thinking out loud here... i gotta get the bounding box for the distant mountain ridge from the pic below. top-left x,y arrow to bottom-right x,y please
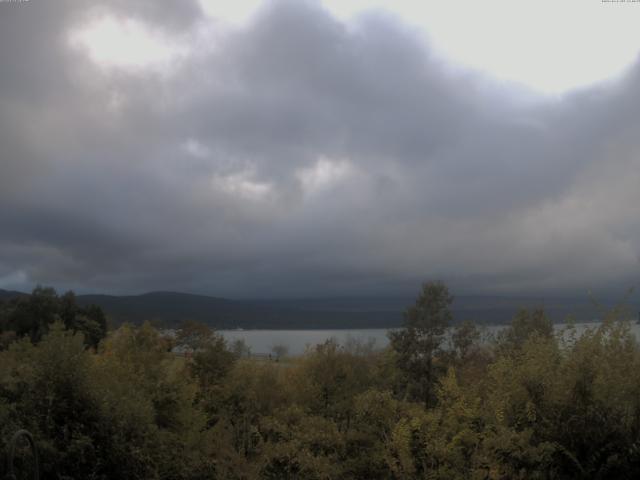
1,289 -> 638,329
74,291 -> 406,329
0,289 -> 28,300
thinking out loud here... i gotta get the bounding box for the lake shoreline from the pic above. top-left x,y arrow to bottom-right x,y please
216,321 -> 632,355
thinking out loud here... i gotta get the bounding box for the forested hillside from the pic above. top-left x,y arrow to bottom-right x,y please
2,282 -> 640,479
1,288 -> 636,328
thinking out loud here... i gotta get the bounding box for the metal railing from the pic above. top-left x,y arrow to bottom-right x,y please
4,430 -> 39,480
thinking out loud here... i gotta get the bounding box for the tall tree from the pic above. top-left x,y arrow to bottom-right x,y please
389,281 -> 453,408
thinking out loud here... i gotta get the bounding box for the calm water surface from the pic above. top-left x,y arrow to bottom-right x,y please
219,321 -> 639,355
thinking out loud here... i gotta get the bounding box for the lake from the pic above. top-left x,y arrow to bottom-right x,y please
219,321 -> 640,355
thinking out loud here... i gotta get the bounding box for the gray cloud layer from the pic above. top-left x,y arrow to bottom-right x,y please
1,0 -> 639,297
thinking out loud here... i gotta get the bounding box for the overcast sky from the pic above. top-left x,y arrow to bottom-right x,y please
1,0 -> 640,298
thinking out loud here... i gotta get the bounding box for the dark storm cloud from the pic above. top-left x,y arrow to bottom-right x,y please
1,0 -> 639,297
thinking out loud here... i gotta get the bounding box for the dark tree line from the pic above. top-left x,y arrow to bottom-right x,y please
0,286 -> 107,349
